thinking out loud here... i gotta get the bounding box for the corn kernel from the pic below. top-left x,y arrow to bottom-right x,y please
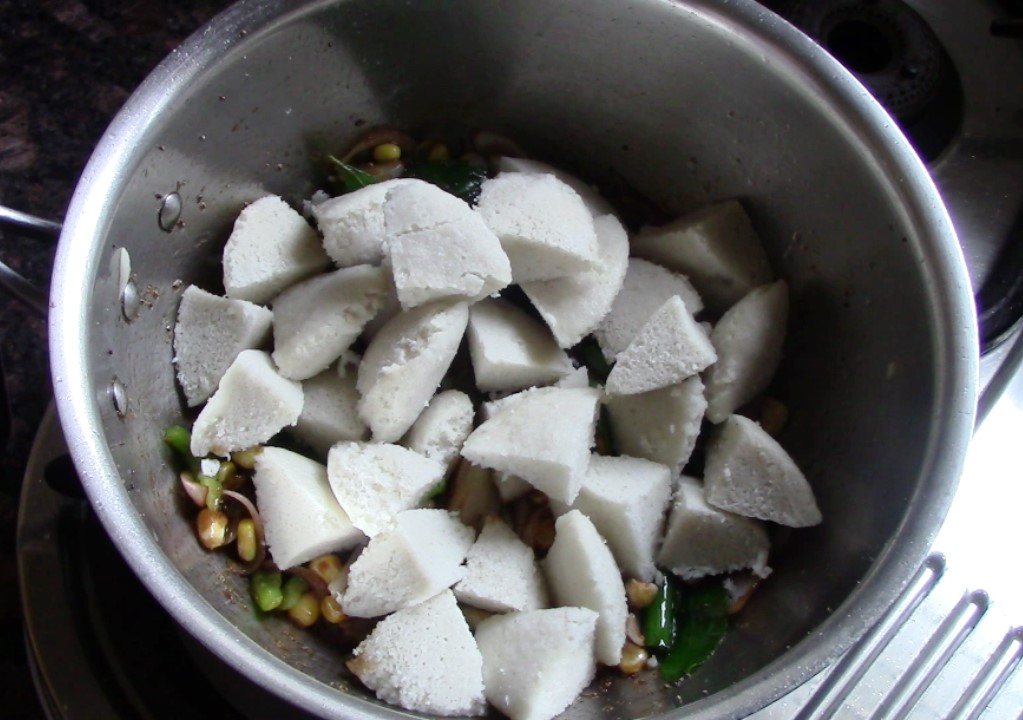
619,641 -> 649,675
231,447 -> 261,470
197,508 -> 229,550
236,518 -> 257,562
288,591 -> 321,627
309,554 -> 344,584
321,595 -> 346,624
759,397 -> 789,436
625,579 -> 659,609
372,142 -> 402,162
427,143 -> 450,161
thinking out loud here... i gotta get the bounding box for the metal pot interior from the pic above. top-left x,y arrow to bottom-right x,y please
50,0 -> 977,718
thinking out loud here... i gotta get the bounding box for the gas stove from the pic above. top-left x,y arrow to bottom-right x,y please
9,1 -> 1023,718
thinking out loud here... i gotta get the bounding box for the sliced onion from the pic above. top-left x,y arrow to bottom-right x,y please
361,160 -> 405,181
222,489 -> 266,574
287,565 -> 330,599
180,472 -> 208,508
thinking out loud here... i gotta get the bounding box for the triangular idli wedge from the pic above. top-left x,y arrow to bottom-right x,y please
476,172 -> 599,282
466,298 -> 574,392
657,476 -> 771,579
543,510 -> 628,665
604,295 -> 717,396
222,195 -> 330,304
348,589 -> 486,717
289,366 -> 367,459
454,516 -> 548,613
342,509 -> 474,618
385,183 -> 511,309
521,214 -> 630,349
460,387 -> 600,504
565,455 -> 673,582
704,280 -> 789,423
312,178 -> 414,267
631,199 -> 773,314
704,414 -> 822,527
326,441 -> 446,538
594,257 -> 704,361
271,264 -> 389,380
189,349 -> 303,458
604,375 -> 707,478
251,447 -> 363,569
172,285 -> 272,407
475,607 -> 598,720
401,389 -> 475,470
357,300 -> 468,442
495,156 -> 614,217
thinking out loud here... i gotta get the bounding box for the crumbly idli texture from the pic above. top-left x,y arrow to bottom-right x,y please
657,476 -> 771,579
388,212 -> 511,309
349,589 -> 486,717
605,375 -> 707,478
594,257 -> 704,362
495,156 -> 614,217
172,285 -> 272,407
290,367 -> 367,459
252,447 -> 363,569
475,607 -> 598,720
567,455 -> 673,581
383,178 -> 473,236
189,349 -> 303,458
631,199 -> 773,315
476,172 -> 599,282
222,195 -> 330,304
454,517 -> 548,613
543,510 -> 628,665
312,178 -> 413,267
704,414 -> 822,527
604,295 -> 717,396
522,213 -> 631,349
357,300 -> 469,443
466,298 -> 574,392
271,264 -> 389,380
704,280 -> 788,423
402,389 -> 475,468
326,441 -> 446,538
342,509 -> 475,618
460,387 -> 600,504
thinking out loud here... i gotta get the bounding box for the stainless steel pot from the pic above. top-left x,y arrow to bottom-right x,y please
48,0 -> 978,718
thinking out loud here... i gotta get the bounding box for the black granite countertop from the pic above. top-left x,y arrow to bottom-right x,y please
0,2 -> 228,715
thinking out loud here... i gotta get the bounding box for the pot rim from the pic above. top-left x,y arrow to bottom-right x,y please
48,0 -> 978,718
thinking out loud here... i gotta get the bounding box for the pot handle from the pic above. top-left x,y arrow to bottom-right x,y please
0,205 -> 59,316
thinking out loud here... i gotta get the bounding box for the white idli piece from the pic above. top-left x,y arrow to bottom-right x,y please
604,375 -> 708,477
475,607 -> 598,720
290,367 -> 367,459
172,285 -> 272,407
271,264 -> 389,380
460,387 -> 600,504
383,178 -> 474,236
342,509 -> 474,618
631,199 -> 773,314
521,214 -> 630,348
604,295 -> 717,396
312,178 -> 413,267
496,156 -> 614,217
476,172 -> 599,282
402,389 -> 475,469
454,517 -> 548,613
704,280 -> 789,423
326,441 -> 446,538
357,300 -> 469,442
543,510 -> 627,665
222,195 -> 330,304
657,476 -> 771,580
349,589 -> 486,717
556,365 -> 591,389
467,298 -> 574,393
567,455 -> 673,582
594,257 -> 704,361
251,447 -> 363,569
704,414 -> 822,527
190,350 -> 303,458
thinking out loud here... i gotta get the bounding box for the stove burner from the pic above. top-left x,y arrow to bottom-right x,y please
772,0 -> 964,161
